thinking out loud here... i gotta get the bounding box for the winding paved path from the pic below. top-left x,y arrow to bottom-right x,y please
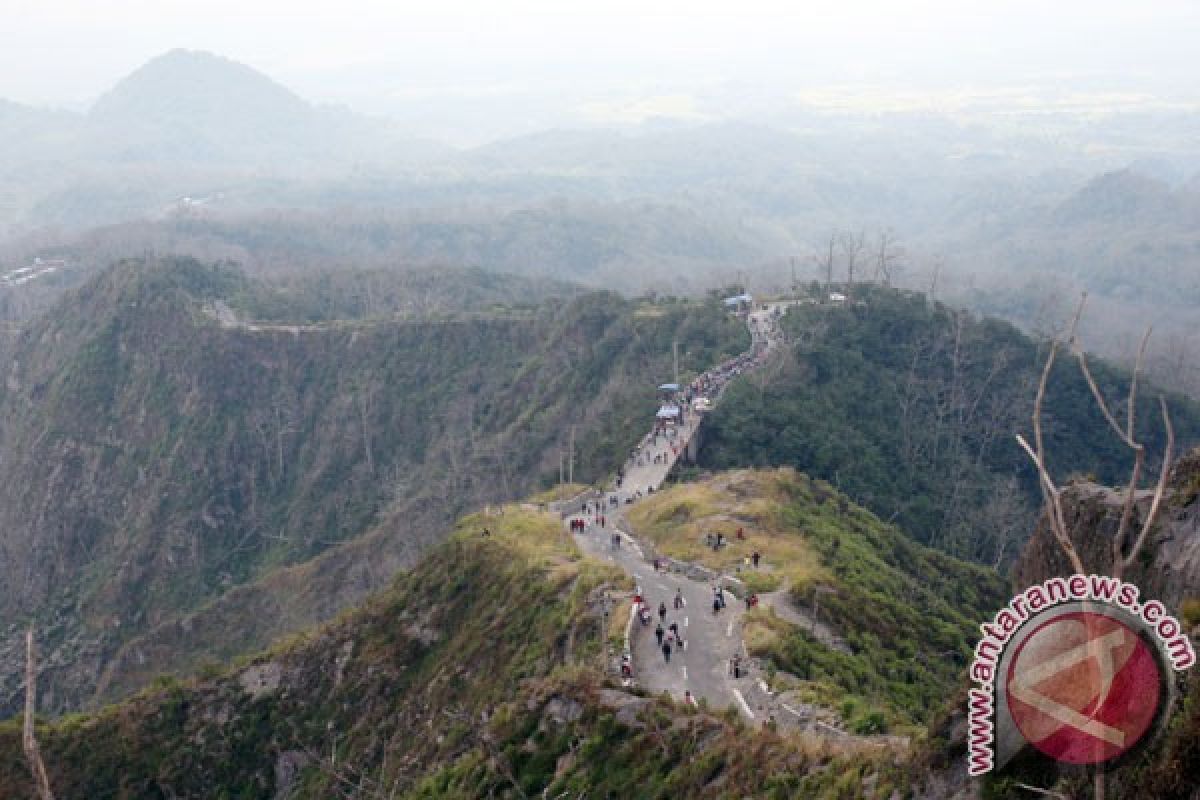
563,305 -> 805,728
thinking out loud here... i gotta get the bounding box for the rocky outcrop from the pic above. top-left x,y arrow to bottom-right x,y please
910,448 -> 1200,800
1013,447 -> 1200,610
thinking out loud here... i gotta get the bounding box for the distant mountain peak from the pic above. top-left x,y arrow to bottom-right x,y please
90,48 -> 313,128
86,49 -> 324,162
1052,168 -> 1174,225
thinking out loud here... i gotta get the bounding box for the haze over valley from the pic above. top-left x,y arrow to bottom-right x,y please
1,5 -> 1198,799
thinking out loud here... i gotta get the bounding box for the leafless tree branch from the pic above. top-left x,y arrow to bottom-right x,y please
1119,397 -> 1175,580
23,627 -> 55,800
1019,292 -> 1176,586
1015,296 -> 1088,574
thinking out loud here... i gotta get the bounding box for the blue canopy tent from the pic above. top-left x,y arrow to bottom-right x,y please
722,293 -> 753,311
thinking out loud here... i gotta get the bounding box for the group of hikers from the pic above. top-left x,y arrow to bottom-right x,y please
632,588 -> 689,664
569,501 -> 607,533
627,582 -> 753,700
628,428 -> 681,477
565,307 -> 788,707
569,515 -> 605,532
617,311 -> 783,501
687,346 -> 761,404
682,310 -> 780,407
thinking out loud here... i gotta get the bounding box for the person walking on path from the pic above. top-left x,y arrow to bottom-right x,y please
655,623 -> 664,646
752,550 -> 761,568
668,621 -> 681,648
658,601 -> 667,622
662,640 -> 672,663
674,588 -> 684,610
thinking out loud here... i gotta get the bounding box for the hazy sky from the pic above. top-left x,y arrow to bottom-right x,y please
5,0 -> 1199,136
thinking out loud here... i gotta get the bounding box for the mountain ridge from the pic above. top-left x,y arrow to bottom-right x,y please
0,257 -> 751,716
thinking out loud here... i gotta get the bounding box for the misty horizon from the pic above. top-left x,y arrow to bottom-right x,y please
0,3 -> 1197,398
6,1 -> 1200,145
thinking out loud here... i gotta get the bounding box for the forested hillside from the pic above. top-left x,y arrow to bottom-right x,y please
699,287 -> 1200,562
0,258 -> 749,715
0,506 -> 903,800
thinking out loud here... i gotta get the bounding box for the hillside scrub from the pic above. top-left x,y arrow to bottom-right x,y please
627,469 -> 828,593
699,286 -> 1200,563
628,468 -> 1007,732
0,257 -> 749,716
0,504 -> 904,799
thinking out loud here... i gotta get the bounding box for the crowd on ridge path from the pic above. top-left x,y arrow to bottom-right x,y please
560,304 -> 798,730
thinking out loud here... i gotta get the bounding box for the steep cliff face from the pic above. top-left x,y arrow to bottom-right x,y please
1013,447 -> 1200,611
0,258 -> 750,715
912,447 -> 1200,799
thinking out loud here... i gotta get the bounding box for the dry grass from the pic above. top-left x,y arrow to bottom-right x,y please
626,468 -> 828,592
1183,597 -> 1200,630
608,598 -> 632,651
456,505 -> 580,574
455,504 -> 632,598
742,607 -> 789,653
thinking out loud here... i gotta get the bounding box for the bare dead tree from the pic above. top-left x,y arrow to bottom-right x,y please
817,234 -> 837,298
355,380 -> 377,477
1016,293 -> 1175,578
839,230 -> 866,290
873,230 -> 904,287
1071,325 -> 1175,582
1015,293 -> 1176,800
927,256 -> 944,303
23,627 -> 55,800
983,478 -> 1034,569
1015,298 -> 1089,575
271,392 -> 297,482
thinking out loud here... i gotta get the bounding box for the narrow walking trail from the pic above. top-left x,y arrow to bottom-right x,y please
562,305 -> 809,730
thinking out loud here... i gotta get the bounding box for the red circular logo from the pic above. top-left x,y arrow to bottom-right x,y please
1005,611 -> 1163,765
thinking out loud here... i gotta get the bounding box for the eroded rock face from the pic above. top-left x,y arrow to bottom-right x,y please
541,695 -> 584,726
272,750 -> 310,800
595,688 -> 652,728
238,661 -> 282,699
908,451 -> 1200,800
1012,449 -> 1200,610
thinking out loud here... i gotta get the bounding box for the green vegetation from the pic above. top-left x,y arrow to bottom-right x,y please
700,286 -> 1200,562
763,474 -> 1006,731
0,257 -> 749,715
627,469 -> 827,593
0,504 -> 903,799
628,468 -> 1007,732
